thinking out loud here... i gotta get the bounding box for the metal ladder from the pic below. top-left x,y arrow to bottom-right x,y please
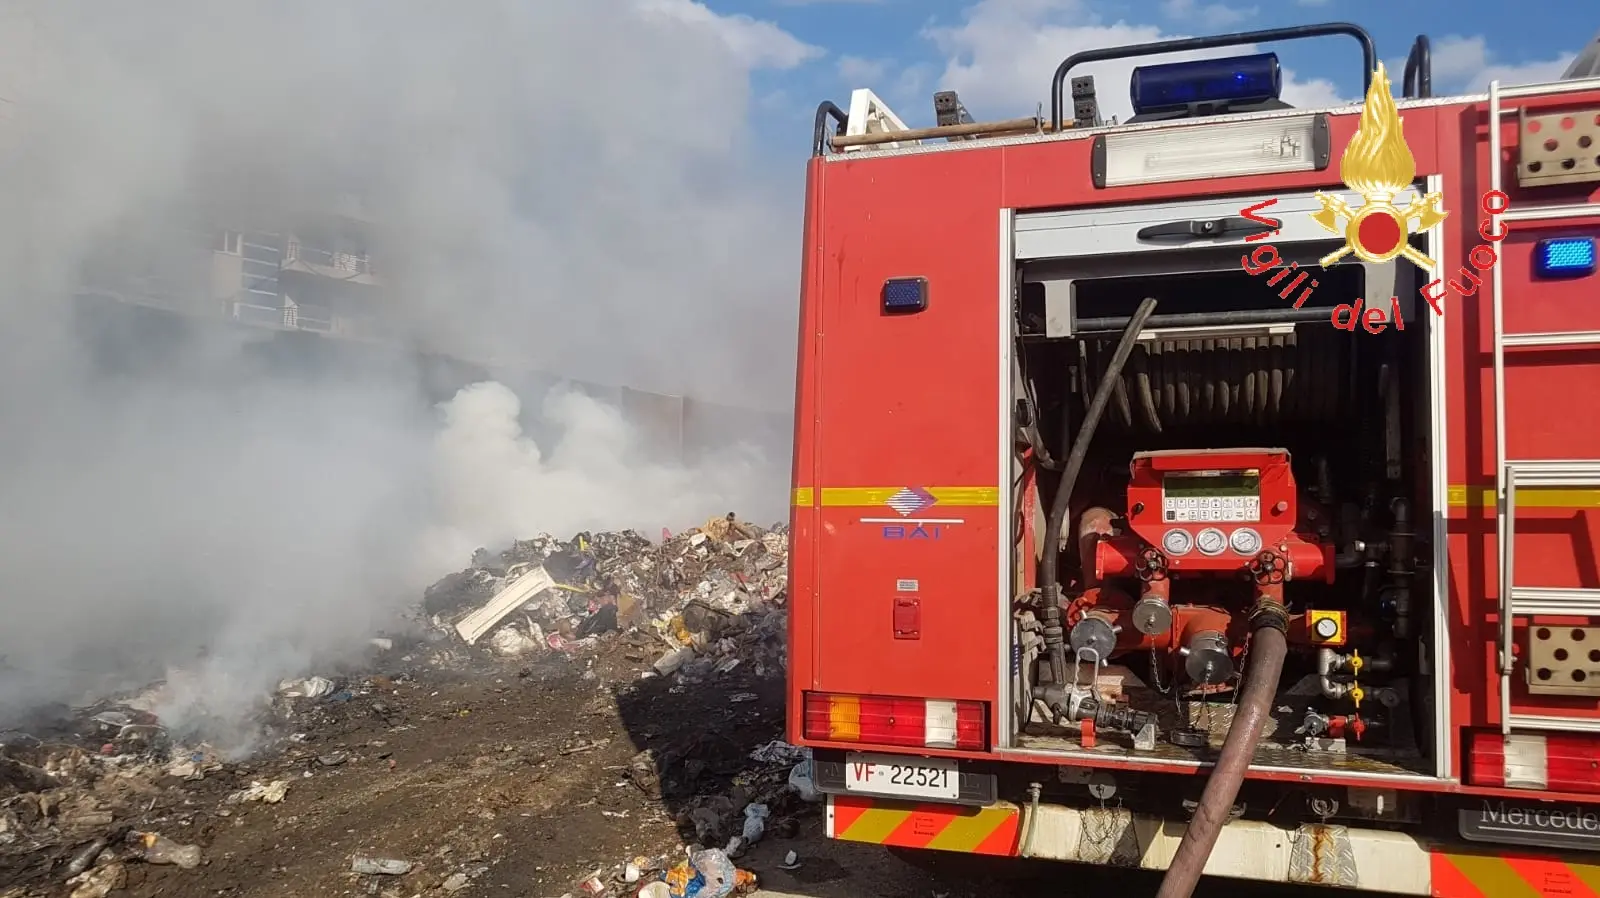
1490,77 -> 1600,734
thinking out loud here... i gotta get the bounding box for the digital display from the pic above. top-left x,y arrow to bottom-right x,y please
1161,471 -> 1261,522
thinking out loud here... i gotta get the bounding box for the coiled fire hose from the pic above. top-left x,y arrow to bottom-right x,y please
1154,606 -> 1289,898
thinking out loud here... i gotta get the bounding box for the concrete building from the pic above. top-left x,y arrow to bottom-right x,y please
207,199 -> 387,340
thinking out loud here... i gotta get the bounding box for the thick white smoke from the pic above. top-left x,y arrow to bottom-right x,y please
0,0 -> 801,733
427,382 -> 777,566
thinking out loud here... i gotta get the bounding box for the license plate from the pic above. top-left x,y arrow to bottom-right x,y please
843,752 -> 960,800
1460,799 -> 1600,853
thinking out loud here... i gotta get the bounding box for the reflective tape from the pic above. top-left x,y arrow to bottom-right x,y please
827,795 -> 1019,856
1431,850 -> 1600,897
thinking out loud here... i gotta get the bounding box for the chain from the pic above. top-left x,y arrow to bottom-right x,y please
1079,796 -> 1137,867
1149,649 -> 1169,695
1226,629 -> 1252,737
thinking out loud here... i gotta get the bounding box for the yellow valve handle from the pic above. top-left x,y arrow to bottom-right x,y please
1350,684 -> 1364,708
1349,649 -> 1363,674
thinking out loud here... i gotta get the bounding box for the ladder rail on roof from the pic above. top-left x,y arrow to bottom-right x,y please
844,89 -> 911,152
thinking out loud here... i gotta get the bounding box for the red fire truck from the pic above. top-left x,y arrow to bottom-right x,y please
786,22 -> 1600,897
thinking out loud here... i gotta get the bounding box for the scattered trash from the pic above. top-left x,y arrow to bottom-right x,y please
229,780 -> 290,804
455,565 -> 558,645
779,850 -> 801,870
625,856 -> 656,883
64,837 -> 110,877
788,758 -> 820,802
351,855 -> 413,875
660,848 -> 757,898
132,831 -> 201,868
67,863 -> 126,898
442,871 -> 472,892
574,867 -> 608,895
749,741 -> 805,765
489,621 -> 546,656
279,676 -> 337,699
742,803 -> 769,843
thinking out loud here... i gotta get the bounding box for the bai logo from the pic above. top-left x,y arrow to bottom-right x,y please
862,487 -> 964,540
1239,61 -> 1510,332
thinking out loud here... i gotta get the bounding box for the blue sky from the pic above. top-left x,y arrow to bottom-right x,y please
703,0 -> 1590,147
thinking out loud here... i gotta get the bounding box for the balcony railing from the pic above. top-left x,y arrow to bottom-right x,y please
283,241 -> 375,278
286,305 -> 334,332
231,301 -> 288,329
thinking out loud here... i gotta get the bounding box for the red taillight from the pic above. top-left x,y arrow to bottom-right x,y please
802,692 -> 986,751
1467,729 -> 1600,794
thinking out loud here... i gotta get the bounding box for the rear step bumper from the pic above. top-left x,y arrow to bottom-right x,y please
826,794 -> 1600,896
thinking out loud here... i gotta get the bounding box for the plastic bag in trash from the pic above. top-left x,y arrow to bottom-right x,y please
741,803 -> 768,843
788,759 -> 820,802
277,676 -> 335,699
659,848 -> 757,897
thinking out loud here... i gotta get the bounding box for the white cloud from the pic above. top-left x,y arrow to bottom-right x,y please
1426,35 -> 1575,93
924,0 -> 1344,123
839,54 -> 890,84
1295,0 -> 1330,6
1159,0 -> 1256,31
637,0 -> 824,69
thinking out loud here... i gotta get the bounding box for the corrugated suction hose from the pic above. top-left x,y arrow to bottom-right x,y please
1080,330 -> 1352,433
1154,619 -> 1289,898
1041,297 -> 1159,686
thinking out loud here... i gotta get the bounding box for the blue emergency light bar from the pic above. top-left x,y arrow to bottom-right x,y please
1129,52 -> 1282,116
1533,237 -> 1597,278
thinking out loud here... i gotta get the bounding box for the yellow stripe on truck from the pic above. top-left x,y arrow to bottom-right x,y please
1447,485 -> 1600,508
788,487 -> 1001,507
794,484 -> 1600,509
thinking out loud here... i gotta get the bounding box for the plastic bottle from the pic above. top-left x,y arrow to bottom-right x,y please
137,833 -> 201,869
741,803 -> 768,843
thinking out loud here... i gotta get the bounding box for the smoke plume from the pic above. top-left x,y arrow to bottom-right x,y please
0,0 -> 800,732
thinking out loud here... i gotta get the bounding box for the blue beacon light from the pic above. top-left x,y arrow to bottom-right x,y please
1129,53 -> 1283,116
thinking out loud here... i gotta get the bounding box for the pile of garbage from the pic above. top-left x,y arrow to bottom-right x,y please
0,513 -> 797,898
0,697 -> 226,897
425,514 -> 789,680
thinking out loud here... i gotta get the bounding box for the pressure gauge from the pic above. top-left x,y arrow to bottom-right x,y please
1229,527 -> 1263,555
1195,527 -> 1227,556
1161,528 -> 1194,556
1314,616 -> 1341,640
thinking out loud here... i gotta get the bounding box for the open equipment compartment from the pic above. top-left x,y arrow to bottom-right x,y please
1008,187 -> 1442,781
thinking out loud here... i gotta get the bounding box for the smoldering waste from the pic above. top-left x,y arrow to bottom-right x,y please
1,514 -> 805,898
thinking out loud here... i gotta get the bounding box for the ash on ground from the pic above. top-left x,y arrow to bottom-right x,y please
1,514 -> 814,898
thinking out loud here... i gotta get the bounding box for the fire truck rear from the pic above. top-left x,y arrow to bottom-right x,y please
786,22 -> 1600,897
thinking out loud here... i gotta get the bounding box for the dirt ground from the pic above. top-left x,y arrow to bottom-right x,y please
3,641 -> 1400,898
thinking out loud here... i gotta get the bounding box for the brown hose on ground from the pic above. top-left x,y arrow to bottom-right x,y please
1154,619 -> 1289,898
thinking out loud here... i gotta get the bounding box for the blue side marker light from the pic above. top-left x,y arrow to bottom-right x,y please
1534,237 -> 1596,279
882,277 -> 928,314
